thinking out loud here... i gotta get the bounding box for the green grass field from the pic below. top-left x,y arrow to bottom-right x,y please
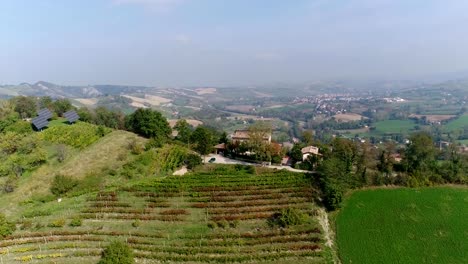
336,187 -> 468,264
444,114 -> 468,131
373,119 -> 417,134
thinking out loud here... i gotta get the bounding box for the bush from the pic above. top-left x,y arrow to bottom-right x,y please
131,220 -> 140,228
98,240 -> 134,264
69,218 -> 82,227
185,153 -> 202,169
2,176 -> 17,193
0,213 -> 16,238
207,222 -> 216,229
267,208 -> 307,228
50,174 -> 78,196
216,220 -> 228,229
128,139 -> 144,155
322,182 -> 343,211
48,219 -> 65,228
19,220 -> 33,230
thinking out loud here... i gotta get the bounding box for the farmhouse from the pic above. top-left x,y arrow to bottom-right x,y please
301,145 -> 321,161
231,129 -> 271,144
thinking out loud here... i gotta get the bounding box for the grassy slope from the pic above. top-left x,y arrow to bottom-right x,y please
0,130 -> 145,217
336,187 -> 468,264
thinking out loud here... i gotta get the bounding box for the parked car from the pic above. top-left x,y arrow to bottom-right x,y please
208,157 -> 216,163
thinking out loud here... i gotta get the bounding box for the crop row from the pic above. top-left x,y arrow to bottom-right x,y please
79,213 -> 185,221
82,208 -> 153,214
183,235 -> 321,247
134,250 -> 321,263
192,197 -> 309,208
89,202 -> 131,208
207,204 -> 310,215
131,242 -> 320,255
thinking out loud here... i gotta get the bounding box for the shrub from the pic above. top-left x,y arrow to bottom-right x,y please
132,220 -> 140,228
50,174 -> 78,196
48,219 -> 65,228
207,222 -> 216,229
98,240 -> 134,264
229,220 -> 239,228
267,208 -> 307,228
2,176 -> 17,193
246,165 -> 256,174
20,220 -> 33,230
128,139 -> 144,155
0,213 -> 16,238
69,218 -> 82,227
216,220 -> 228,229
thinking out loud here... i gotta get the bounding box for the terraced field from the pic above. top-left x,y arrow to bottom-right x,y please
1,167 -> 325,263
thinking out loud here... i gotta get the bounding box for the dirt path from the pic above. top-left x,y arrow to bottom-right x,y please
173,166 -> 188,176
317,208 -> 341,264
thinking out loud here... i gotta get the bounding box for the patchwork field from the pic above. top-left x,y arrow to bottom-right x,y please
336,187 -> 468,264
0,167 -> 326,263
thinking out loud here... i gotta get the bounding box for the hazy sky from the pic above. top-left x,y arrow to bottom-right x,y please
1,0 -> 468,86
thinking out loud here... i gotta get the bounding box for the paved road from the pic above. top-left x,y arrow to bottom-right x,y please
203,154 -> 311,173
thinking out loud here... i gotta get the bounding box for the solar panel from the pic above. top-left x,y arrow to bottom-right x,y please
37,108 -> 53,120
63,110 -> 79,123
32,116 -> 49,130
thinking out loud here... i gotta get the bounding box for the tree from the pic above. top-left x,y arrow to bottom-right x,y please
190,126 -> 215,156
219,131 -> 229,144
302,130 -> 314,145
125,108 -> 171,138
403,132 -> 436,174
174,119 -> 192,143
185,153 -> 202,169
98,240 -> 134,264
12,96 -> 37,118
52,99 -> 73,116
290,144 -> 304,164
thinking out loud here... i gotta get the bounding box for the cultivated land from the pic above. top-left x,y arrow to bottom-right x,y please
444,114 -> 468,131
0,164 -> 327,263
373,119 -> 417,134
336,187 -> 468,264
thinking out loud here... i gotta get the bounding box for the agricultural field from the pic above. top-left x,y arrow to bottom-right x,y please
444,114 -> 468,131
0,166 -> 327,263
372,119 -> 418,134
336,187 -> 468,264
332,113 -> 366,122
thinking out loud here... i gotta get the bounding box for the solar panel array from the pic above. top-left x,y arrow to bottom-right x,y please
37,108 -> 53,120
63,110 -> 79,123
32,115 -> 49,130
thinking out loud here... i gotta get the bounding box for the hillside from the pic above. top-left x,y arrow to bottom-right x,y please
0,124 -> 329,264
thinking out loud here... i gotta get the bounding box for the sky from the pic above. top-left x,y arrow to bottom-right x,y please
1,0 -> 468,86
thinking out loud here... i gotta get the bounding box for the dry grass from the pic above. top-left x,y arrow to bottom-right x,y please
195,87 -> 217,95
74,98 -> 98,106
0,131 -> 146,216
168,119 -> 203,128
333,113 -> 366,122
409,114 -> 456,122
122,94 -> 172,107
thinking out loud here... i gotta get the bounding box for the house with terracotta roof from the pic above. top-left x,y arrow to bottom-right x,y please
301,146 -> 321,161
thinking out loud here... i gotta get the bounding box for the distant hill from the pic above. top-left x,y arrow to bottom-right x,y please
0,81 -> 150,99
